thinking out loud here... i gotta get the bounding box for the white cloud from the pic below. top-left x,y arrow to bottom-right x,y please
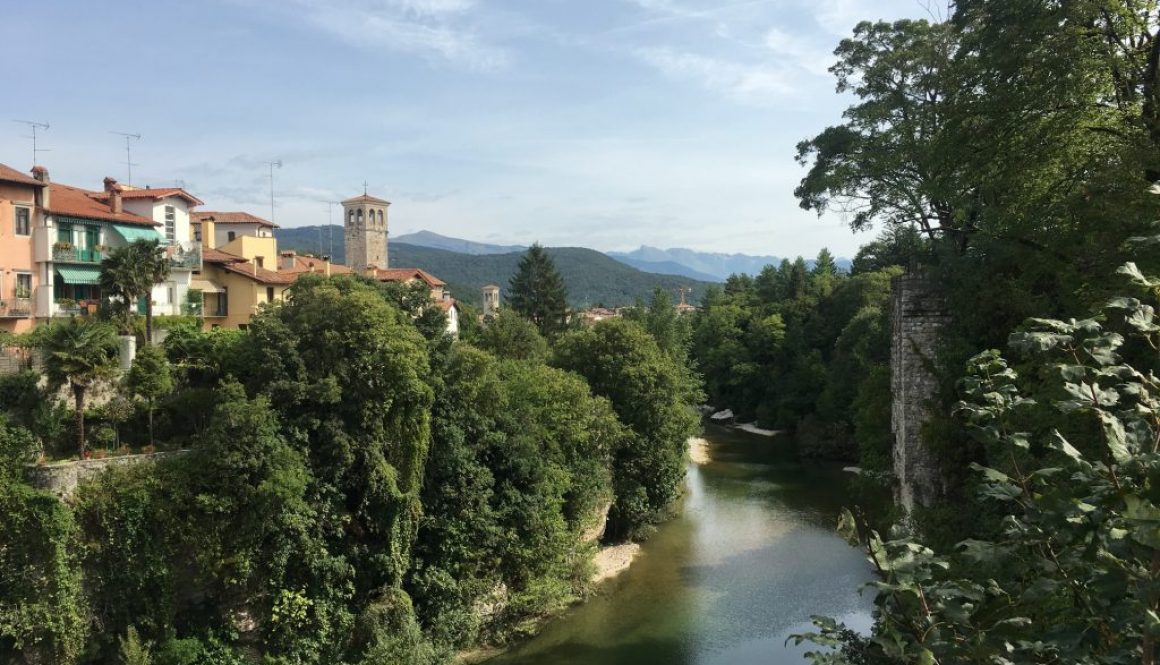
634,47 -> 793,103
763,26 -> 834,76
253,0 -> 507,70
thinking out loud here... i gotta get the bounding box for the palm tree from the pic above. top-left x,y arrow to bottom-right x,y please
100,239 -> 171,344
41,319 -> 119,457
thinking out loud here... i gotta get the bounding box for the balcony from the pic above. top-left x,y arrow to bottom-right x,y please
0,297 -> 33,319
52,244 -> 105,264
167,241 -> 202,271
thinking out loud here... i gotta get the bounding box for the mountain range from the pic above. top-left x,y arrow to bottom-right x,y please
273,226 -> 850,306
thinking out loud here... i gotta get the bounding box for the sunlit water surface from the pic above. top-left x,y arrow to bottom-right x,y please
486,425 -> 875,665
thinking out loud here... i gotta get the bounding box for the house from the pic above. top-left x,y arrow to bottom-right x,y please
0,164 -> 46,333
191,211 -> 275,248
190,216 -> 295,329
93,182 -> 204,316
368,267 -> 459,337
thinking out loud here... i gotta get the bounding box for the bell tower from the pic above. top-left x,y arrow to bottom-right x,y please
342,190 -> 390,274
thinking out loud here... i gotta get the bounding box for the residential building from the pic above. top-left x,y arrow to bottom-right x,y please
191,211 -> 275,248
192,216 -> 294,329
94,182 -> 204,316
32,169 -> 164,320
0,164 -> 45,333
369,267 -> 459,337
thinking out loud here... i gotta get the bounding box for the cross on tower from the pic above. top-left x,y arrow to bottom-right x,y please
363,180 -> 368,195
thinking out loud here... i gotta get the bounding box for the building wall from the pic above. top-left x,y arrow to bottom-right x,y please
891,271 -> 950,514
199,262 -> 289,330
343,202 -> 388,272
0,182 -> 39,333
125,198 -> 196,316
214,223 -> 271,248
219,234 -> 278,266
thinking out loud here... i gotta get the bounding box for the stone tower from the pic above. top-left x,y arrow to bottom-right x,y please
342,192 -> 390,274
482,284 -> 501,317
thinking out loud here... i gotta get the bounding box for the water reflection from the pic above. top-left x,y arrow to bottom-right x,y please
486,426 -> 874,665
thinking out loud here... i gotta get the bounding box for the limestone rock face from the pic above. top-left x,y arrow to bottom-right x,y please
890,272 -> 949,513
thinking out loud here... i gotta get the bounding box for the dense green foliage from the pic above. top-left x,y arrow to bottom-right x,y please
689,248 -> 901,464
0,269 -> 701,663
508,244 -> 569,338
99,239 -> 171,342
41,319 -> 120,457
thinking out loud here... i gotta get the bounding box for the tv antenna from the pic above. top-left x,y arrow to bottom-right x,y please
110,131 -> 141,184
266,159 -> 282,224
13,120 -> 50,165
327,201 -> 340,259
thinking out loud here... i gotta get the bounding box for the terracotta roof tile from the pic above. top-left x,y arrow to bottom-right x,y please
192,211 -> 277,228
278,254 -> 353,275
94,187 -> 204,206
202,247 -> 247,264
0,164 -> 44,187
219,260 -> 297,285
371,267 -> 446,288
341,193 -> 391,206
47,183 -> 157,226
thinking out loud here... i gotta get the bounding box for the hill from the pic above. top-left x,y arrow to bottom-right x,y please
387,244 -> 711,309
392,230 -> 525,255
607,246 -> 852,280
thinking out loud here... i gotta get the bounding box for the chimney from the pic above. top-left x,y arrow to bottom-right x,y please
200,217 -> 216,250
104,177 -> 122,214
279,250 -> 295,271
31,166 -> 50,209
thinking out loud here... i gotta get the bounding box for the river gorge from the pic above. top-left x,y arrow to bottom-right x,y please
486,425 -> 876,665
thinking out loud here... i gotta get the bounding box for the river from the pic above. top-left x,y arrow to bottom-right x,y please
486,424 -> 875,665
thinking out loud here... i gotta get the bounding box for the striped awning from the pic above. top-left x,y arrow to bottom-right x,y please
111,224 -> 163,243
56,265 -> 102,285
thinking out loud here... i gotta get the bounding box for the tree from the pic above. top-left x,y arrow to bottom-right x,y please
795,19 -> 958,240
797,285 -> 1160,664
41,319 -> 119,457
477,309 -> 550,362
125,345 -> 173,446
508,243 -> 568,337
100,239 -> 170,345
553,319 -> 699,540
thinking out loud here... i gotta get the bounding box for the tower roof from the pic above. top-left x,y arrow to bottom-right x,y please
342,193 -> 391,206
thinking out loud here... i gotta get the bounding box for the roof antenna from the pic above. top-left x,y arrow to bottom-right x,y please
363,180 -> 368,196
266,159 -> 282,224
13,120 -> 50,166
110,131 -> 141,184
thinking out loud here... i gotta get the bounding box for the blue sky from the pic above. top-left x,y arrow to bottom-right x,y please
1,0 -> 939,258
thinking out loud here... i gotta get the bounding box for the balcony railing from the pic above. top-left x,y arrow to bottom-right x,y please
167,241 -> 202,270
52,245 -> 105,264
0,298 -> 33,318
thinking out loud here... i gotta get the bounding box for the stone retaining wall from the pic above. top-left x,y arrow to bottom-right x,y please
27,451 -> 184,500
890,271 -> 950,513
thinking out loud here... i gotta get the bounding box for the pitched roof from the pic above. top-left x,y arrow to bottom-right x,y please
370,267 -> 446,288
192,211 -> 277,228
202,247 -> 247,264
438,298 -> 458,312
47,183 -> 157,226
93,187 -> 203,206
341,193 -> 391,206
278,254 -> 353,275
218,259 -> 298,285
0,164 -> 44,187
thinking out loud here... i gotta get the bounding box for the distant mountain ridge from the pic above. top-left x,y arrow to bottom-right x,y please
273,226 -> 712,308
274,227 -> 850,290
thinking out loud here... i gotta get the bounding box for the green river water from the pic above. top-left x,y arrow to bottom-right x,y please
486,425 -> 875,665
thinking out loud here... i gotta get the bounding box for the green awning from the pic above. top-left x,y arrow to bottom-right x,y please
56,265 -> 102,285
111,224 -> 163,243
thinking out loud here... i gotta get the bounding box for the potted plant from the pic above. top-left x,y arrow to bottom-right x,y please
53,241 -> 74,252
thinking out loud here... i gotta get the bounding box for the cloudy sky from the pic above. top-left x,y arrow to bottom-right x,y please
0,0 -> 939,258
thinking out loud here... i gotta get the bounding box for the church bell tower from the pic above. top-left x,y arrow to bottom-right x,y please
342,190 -> 390,274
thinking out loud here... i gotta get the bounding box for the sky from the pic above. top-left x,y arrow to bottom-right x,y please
0,0 -> 941,258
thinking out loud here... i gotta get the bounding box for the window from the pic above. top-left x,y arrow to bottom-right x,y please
267,286 -> 275,302
15,274 -> 32,299
193,225 -> 202,242
164,205 -> 176,243
227,231 -> 236,241
255,256 -> 264,268
14,207 -> 30,235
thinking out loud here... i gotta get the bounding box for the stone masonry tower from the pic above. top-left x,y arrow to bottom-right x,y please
343,191 -> 390,274
482,284 -> 501,317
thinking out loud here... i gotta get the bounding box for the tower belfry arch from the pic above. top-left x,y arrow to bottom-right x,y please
342,190 -> 390,274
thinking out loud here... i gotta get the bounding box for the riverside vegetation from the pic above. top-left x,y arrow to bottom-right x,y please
0,245 -> 702,664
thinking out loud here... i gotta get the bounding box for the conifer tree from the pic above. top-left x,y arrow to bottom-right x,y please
508,243 -> 568,337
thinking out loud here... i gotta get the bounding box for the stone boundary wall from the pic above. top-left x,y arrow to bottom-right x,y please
27,451 -> 185,500
891,271 -> 950,513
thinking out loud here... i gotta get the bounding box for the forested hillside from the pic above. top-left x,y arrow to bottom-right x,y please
275,226 -> 712,308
